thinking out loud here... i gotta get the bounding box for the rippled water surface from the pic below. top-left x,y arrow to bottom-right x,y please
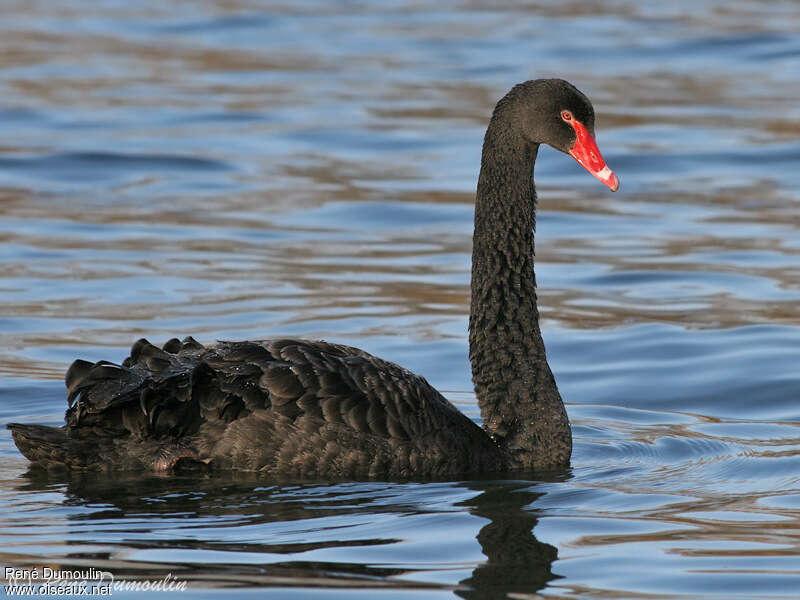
2,1 -> 800,598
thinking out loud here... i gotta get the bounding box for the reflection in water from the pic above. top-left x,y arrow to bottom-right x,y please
9,470 -> 560,597
456,482 -> 558,599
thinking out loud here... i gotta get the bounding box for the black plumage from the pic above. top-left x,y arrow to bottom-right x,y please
9,79 -> 618,477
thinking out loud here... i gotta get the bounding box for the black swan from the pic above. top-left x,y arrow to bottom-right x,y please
9,79 -> 618,477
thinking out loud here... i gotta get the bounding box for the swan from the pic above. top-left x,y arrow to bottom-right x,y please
9,79 -> 618,477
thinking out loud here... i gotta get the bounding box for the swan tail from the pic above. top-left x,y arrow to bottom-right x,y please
7,423 -> 72,469
7,421 -> 141,471
9,337 -> 217,470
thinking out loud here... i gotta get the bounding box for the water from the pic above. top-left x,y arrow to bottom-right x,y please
1,1 -> 799,597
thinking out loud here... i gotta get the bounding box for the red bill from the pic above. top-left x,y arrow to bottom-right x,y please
562,111 -> 619,192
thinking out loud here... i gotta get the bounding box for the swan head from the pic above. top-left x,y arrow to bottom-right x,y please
504,78 -> 619,192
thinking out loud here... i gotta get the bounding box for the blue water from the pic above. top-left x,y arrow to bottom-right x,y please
2,1 -> 800,598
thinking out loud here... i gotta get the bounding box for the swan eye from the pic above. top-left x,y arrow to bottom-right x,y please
561,110 -> 573,122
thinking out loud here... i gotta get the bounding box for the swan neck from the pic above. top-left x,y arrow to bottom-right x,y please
469,119 -> 571,469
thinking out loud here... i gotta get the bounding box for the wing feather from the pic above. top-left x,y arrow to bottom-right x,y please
45,336 -> 498,474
